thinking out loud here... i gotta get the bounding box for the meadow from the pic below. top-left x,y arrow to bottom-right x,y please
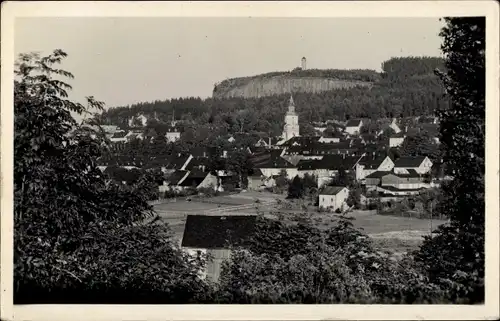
154,191 -> 447,253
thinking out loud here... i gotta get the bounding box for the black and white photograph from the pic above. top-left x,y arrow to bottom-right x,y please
1,1 -> 499,320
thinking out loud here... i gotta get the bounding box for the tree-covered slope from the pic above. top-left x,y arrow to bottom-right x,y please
99,56 -> 447,136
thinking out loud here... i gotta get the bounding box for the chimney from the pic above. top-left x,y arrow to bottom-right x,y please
269,136 -> 271,147
405,126 -> 408,133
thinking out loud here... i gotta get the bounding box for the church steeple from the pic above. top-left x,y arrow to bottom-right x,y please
282,95 -> 300,141
287,94 -> 296,115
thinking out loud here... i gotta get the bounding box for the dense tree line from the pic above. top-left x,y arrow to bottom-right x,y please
99,57 -> 448,137
381,56 -> 445,80
414,17 -> 486,303
14,50 -> 208,304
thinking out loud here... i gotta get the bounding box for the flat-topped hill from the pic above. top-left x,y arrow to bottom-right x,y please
212,69 -> 379,99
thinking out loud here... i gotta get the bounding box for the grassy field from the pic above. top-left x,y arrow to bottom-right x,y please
154,191 -> 283,244
350,211 -> 447,253
154,192 -> 447,253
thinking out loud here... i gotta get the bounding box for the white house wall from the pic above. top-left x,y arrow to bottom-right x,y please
166,132 -> 181,142
198,173 -> 218,190
319,188 -> 349,211
389,137 -> 405,147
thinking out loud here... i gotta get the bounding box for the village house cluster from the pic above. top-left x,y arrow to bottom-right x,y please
97,96 -> 446,213
91,95 -> 449,282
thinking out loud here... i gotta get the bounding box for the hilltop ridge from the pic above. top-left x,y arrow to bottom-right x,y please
99,56 -> 447,136
212,69 -> 379,99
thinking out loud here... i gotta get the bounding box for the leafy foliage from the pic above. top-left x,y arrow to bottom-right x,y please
400,130 -> 442,161
287,176 -> 304,199
215,215 -> 452,304
14,50 -> 206,303
414,17 -> 485,303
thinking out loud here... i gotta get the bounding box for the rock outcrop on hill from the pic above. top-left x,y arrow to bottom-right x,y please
213,75 -> 373,99
212,69 -> 379,99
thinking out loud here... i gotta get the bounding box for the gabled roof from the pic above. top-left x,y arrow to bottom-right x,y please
297,159 -> 322,170
189,147 -> 210,158
392,169 -> 422,178
184,157 -> 209,171
318,155 -> 362,170
257,136 -> 281,146
249,168 -> 264,177
394,156 -> 428,168
358,154 -> 391,169
391,132 -> 406,138
286,141 -> 358,156
248,146 -> 268,154
252,149 -> 293,169
257,156 -> 295,169
321,131 -> 343,139
280,136 -> 320,147
379,186 -> 425,193
178,170 -> 209,187
111,131 -> 128,139
163,154 -> 191,169
181,215 -> 257,249
345,119 -> 362,127
320,186 -> 347,195
365,171 -> 392,179
166,170 -> 189,185
166,127 -> 180,133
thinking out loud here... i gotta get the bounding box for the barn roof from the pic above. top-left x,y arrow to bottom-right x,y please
165,170 -> 189,185
320,186 -> 347,195
345,119 -> 362,127
358,155 -> 390,169
181,215 -> 257,249
111,131 -> 128,139
394,156 -> 427,168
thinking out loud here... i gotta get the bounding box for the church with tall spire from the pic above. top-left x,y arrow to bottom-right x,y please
281,95 -> 300,141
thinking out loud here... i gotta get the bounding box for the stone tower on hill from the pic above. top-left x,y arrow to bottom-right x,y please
301,57 -> 307,70
282,95 -> 300,141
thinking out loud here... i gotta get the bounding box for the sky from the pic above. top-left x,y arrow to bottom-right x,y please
15,17 -> 445,111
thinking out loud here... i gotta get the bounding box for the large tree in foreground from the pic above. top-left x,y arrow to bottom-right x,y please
14,50 -> 208,303
415,17 -> 486,303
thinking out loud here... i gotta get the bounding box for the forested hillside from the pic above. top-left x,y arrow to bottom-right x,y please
99,56 -> 447,136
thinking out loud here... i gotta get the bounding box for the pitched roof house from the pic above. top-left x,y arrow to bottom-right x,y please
393,156 -> 433,174
296,155 -> 362,180
355,154 -> 395,180
318,186 -> 350,212
110,130 -> 129,143
344,119 -> 363,135
178,169 -> 218,190
364,169 -> 426,195
164,170 -> 190,187
181,215 -> 257,282
161,154 -> 193,173
280,136 -> 321,148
